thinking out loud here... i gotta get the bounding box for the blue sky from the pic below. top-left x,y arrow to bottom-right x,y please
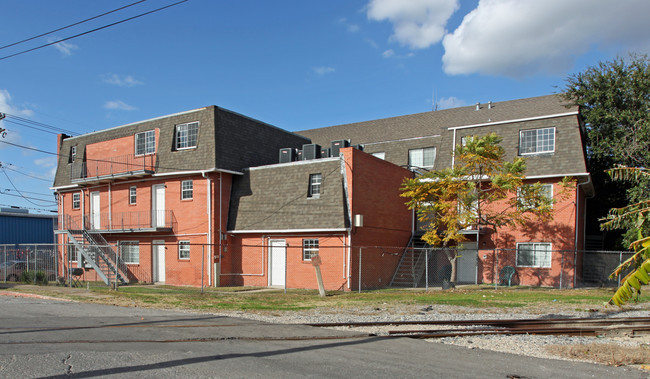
1,0 -> 650,214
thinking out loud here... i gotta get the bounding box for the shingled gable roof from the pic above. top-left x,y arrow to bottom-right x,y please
296,94 -> 578,147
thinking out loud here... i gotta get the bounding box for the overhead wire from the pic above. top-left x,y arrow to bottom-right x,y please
0,0 -> 148,51
0,204 -> 57,213
3,113 -> 80,136
1,168 -> 53,206
2,165 -> 53,182
0,0 -> 189,61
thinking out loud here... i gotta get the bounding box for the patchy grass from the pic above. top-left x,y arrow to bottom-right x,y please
2,283 -> 648,313
547,343 -> 650,366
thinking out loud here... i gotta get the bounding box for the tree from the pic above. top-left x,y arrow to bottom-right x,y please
600,167 -> 650,306
562,53 -> 650,247
401,133 -> 567,283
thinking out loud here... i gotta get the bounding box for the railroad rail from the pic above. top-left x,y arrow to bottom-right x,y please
308,316 -> 650,339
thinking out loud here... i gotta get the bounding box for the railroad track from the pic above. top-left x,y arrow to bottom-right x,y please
308,317 -> 650,339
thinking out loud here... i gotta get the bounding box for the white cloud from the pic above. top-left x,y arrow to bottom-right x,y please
312,66 -> 336,76
47,37 -> 79,56
382,49 -> 395,58
442,0 -> 650,77
436,96 -> 465,110
0,89 -> 34,150
34,157 -> 57,179
102,74 -> 144,87
104,100 -> 137,111
339,17 -> 360,33
367,0 -> 459,49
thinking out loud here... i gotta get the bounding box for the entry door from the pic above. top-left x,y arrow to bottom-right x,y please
152,184 -> 165,227
152,240 -> 165,282
456,242 -> 478,283
269,239 -> 286,287
90,192 -> 100,229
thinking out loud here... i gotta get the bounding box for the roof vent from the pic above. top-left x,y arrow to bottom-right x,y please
488,101 -> 493,109
475,102 -> 480,111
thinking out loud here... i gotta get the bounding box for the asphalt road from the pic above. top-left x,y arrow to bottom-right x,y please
0,293 -> 645,378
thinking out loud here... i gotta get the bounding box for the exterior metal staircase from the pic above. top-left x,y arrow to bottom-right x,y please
64,226 -> 129,286
390,236 -> 430,288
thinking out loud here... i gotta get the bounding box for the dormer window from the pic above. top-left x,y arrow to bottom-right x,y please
308,173 -> 322,198
69,146 -> 77,163
175,122 -> 199,150
135,130 -> 156,156
519,127 -> 555,155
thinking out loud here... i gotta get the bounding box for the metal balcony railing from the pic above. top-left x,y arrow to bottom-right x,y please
59,210 -> 176,232
70,153 -> 156,181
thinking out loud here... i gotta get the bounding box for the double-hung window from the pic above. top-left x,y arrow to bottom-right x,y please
519,127 -> 555,155
516,242 -> 551,268
72,193 -> 80,209
302,239 -> 319,261
119,241 -> 140,264
408,147 -> 436,169
517,184 -> 553,210
135,130 -> 156,156
69,146 -> 77,163
129,186 -> 137,205
308,173 -> 322,198
175,122 -> 199,150
178,241 -> 190,260
181,180 -> 193,200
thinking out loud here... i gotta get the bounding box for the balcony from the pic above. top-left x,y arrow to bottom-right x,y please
70,153 -> 156,183
59,210 -> 176,233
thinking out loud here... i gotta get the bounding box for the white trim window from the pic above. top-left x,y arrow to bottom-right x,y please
371,152 -> 386,160
516,242 -> 551,268
302,239 -> 319,261
178,241 -> 190,260
181,180 -> 193,200
517,184 -> 553,210
119,241 -> 140,264
519,127 -> 555,155
69,146 -> 77,163
308,173 -> 322,198
72,193 -> 80,209
175,122 -> 199,150
129,186 -> 137,205
408,147 -> 436,169
135,130 -> 156,156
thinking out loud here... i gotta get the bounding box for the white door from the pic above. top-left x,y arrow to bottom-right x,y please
152,184 -> 165,227
269,239 -> 286,287
152,240 -> 165,282
456,242 -> 478,283
90,192 -> 100,229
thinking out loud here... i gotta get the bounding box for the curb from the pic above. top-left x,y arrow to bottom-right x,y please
0,290 -> 72,302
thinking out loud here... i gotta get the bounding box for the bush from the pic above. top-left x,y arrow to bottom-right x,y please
35,271 -> 48,285
20,270 -> 34,284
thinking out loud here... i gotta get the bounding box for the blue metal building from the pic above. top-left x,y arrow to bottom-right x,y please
0,208 -> 57,244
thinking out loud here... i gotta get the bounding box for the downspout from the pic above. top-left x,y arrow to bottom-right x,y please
451,129 -> 457,168
575,175 -> 593,288
108,183 -> 112,230
81,188 -> 85,229
203,172 -> 212,286
339,152 -> 353,289
219,171 -> 223,287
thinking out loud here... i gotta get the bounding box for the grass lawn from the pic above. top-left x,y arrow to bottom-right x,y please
2,283 -> 648,313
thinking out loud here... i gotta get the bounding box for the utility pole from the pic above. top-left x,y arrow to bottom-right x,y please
0,112 -> 6,137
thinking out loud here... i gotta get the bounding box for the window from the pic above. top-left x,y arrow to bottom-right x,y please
178,241 -> 191,259
516,242 -> 551,268
519,127 -> 555,155
135,130 -> 156,155
517,184 -> 553,210
371,152 -> 386,160
181,180 -> 193,200
308,173 -> 322,198
69,146 -> 77,163
175,122 -> 199,149
119,241 -> 140,264
72,193 -> 80,209
408,147 -> 436,169
303,239 -> 319,261
129,186 -> 137,205
67,244 -> 78,262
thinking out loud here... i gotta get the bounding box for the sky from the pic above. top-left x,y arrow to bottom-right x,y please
1,0 -> 650,214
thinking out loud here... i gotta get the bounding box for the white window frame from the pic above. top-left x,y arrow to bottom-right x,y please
67,243 -> 78,262
181,180 -> 193,200
135,130 -> 156,156
69,146 -> 77,163
119,241 -> 140,264
178,241 -> 190,260
516,242 -> 552,268
302,239 -> 319,261
371,152 -> 386,160
517,184 -> 553,210
519,127 -> 555,155
175,122 -> 199,150
308,173 -> 322,198
129,186 -> 137,205
72,193 -> 80,209
408,147 -> 436,169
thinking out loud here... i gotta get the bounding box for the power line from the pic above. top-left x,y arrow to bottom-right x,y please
1,168 -> 54,206
4,113 -> 80,136
1,188 -> 53,197
0,0 -> 189,61
2,165 -> 53,182
0,204 -> 57,213
0,0 -> 147,51
0,191 -> 56,204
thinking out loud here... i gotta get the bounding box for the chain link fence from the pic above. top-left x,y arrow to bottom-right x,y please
1,242 -> 635,291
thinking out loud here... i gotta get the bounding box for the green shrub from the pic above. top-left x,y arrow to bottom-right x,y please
21,270 -> 35,284
35,271 -> 48,285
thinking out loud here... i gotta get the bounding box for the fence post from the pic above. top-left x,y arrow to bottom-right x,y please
559,250 -> 564,289
358,247 -> 362,294
201,244 -> 205,294
33,244 -> 37,284
3,245 -> 6,282
618,251 -> 623,288
425,248 -> 429,291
